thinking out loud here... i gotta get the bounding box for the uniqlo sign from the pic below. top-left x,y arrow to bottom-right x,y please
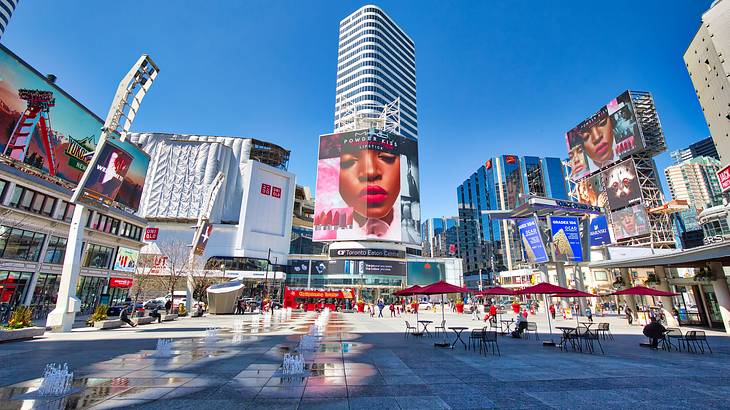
144,228 -> 159,241
261,183 -> 281,199
717,164 -> 730,193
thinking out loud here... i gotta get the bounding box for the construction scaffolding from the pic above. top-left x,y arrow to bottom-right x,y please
334,96 -> 401,136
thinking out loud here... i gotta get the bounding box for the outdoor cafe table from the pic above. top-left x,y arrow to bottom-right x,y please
580,322 -> 595,331
556,326 -> 581,351
416,320 -> 433,337
448,326 -> 469,349
500,320 -> 514,335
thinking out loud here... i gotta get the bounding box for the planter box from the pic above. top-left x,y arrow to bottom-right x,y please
0,326 -> 45,342
162,314 -> 178,321
133,316 -> 155,325
94,319 -> 123,329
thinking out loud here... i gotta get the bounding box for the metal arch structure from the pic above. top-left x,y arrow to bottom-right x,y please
335,96 -> 401,136
46,54 -> 160,332
104,54 -> 159,136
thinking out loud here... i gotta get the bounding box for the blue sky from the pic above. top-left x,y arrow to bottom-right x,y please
1,1 -> 714,219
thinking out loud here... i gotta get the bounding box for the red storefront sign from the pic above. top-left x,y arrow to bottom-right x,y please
291,289 -> 353,299
718,164 -> 730,193
144,228 -> 159,241
110,278 -> 134,288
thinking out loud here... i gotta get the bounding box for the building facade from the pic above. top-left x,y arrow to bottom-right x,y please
456,155 -> 568,289
670,137 -> 720,164
684,0 -> 730,163
665,156 -> 723,211
421,217 -> 459,258
0,0 -> 19,38
334,5 -> 417,140
128,132 -> 295,292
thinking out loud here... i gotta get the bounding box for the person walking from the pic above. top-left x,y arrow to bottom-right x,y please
164,299 -> 172,315
389,303 -> 396,317
549,303 -> 556,320
377,300 -> 385,318
150,304 -> 162,323
625,306 -> 634,325
120,305 -> 137,328
369,303 -> 375,317
585,306 -> 593,323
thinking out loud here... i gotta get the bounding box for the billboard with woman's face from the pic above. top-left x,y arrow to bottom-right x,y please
566,91 -> 644,180
611,204 -> 650,240
313,129 -> 420,244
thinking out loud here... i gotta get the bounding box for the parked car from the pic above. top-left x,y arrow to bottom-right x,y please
144,299 -> 165,310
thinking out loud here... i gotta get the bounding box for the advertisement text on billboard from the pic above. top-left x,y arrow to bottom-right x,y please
313,129 -> 420,244
517,218 -> 549,263
718,164 -> 730,193
588,215 -> 611,247
548,216 -> 583,262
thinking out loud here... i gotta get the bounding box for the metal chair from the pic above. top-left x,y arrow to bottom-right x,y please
685,330 -> 712,354
481,330 -> 500,356
524,322 -> 538,340
595,322 -> 613,340
662,328 -> 684,351
435,320 -> 446,337
468,327 -> 485,351
580,329 -> 604,354
404,321 -> 417,338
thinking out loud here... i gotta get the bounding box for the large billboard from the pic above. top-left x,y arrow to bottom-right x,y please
73,134 -> 150,212
517,217 -> 549,263
572,173 -> 606,208
588,215 -> 611,247
603,158 -> 642,211
407,261 -> 445,285
566,91 -> 644,181
0,46 -> 103,186
313,129 -> 420,244
113,247 -> 139,273
611,204 -> 650,240
548,216 -> 583,262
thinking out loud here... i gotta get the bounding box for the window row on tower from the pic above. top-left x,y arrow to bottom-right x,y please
338,52 -> 416,85
338,43 -> 415,84
339,25 -> 415,61
339,8 -> 414,53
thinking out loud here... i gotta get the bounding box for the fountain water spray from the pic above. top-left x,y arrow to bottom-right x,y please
154,338 -> 173,357
204,328 -> 219,344
37,363 -> 73,396
281,353 -> 305,375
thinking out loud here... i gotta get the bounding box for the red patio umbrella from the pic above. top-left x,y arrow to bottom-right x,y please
418,280 -> 470,347
514,282 -> 574,345
611,286 -> 677,297
551,290 -> 597,326
394,285 -> 423,296
476,286 -> 515,296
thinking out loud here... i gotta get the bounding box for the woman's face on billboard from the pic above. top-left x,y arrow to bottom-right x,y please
339,149 -> 400,220
619,212 -> 636,233
568,146 -> 588,176
581,116 -> 614,165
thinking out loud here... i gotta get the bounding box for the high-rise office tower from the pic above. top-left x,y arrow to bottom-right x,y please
421,217 -> 460,258
0,0 -> 19,38
456,155 -> 568,289
665,156 -> 723,211
670,137 -> 720,164
334,5 -> 418,140
684,0 -> 730,163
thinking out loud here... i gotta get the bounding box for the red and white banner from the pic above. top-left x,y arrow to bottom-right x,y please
717,164 -> 730,193
110,277 -> 133,288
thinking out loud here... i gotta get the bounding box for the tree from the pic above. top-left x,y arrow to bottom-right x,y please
156,238 -> 195,303
131,252 -> 159,304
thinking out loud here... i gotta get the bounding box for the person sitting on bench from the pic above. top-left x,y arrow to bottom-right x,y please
150,305 -> 162,323
120,305 -> 137,328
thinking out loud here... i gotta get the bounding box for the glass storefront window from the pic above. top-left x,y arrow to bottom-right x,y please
0,225 -> 46,262
43,236 -> 67,264
77,276 -> 106,314
702,285 -> 723,323
0,271 -> 33,320
82,244 -> 114,269
30,273 -> 60,315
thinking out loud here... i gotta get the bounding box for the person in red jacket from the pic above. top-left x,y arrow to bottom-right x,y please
512,300 -> 520,314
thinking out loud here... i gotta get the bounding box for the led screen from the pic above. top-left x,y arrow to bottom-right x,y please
611,204 -> 650,240
517,217 -> 549,263
548,216 -> 583,262
0,46 -> 103,186
602,158 -> 642,211
313,129 -> 420,244
407,261 -> 445,285
566,91 -> 644,181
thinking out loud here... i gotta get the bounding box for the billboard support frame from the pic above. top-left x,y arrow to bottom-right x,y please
46,55 -> 159,332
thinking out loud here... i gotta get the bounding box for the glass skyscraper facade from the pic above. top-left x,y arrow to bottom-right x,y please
421,217 -> 460,257
334,5 -> 418,140
456,155 -> 568,289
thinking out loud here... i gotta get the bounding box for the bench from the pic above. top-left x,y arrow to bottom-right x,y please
94,319 -> 123,329
133,316 -> 156,325
162,314 -> 178,321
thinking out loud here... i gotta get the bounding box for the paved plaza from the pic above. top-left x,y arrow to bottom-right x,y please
1,309 -> 729,409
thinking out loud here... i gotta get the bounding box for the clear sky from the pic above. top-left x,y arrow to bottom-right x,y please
1,1 -> 715,220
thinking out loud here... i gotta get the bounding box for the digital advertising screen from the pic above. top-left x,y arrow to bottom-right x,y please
602,158 -> 643,211
611,204 -> 650,240
73,134 -> 150,212
517,217 -> 549,263
407,261 -> 446,285
588,215 -> 611,247
288,260 -> 311,275
0,46 -> 103,186
572,173 -> 607,208
566,91 -> 644,181
113,247 -> 139,273
548,216 -> 583,262
313,129 -> 420,244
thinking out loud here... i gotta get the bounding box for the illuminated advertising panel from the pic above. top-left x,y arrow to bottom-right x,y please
588,215 -> 611,247
566,91 -> 644,180
407,261 -> 446,285
72,134 -> 150,212
517,217 -> 549,263
313,129 -> 420,244
113,247 -> 139,272
602,158 -> 642,211
0,46 -> 103,186
572,173 -> 606,208
548,216 -> 583,262
611,204 -> 650,240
